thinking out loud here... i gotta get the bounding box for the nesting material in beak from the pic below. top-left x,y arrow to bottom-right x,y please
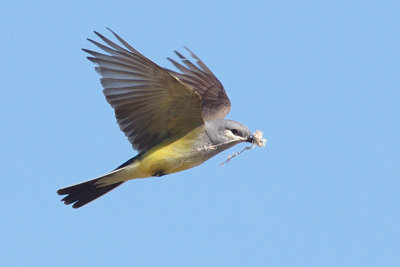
219,129 -> 267,166
253,130 -> 267,147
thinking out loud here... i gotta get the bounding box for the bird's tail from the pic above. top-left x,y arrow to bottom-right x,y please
57,155 -> 142,208
57,173 -> 124,209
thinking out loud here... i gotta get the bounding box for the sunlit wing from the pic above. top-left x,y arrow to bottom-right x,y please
83,29 -> 204,153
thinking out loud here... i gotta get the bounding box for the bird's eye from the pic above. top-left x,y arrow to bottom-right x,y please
230,129 -> 239,135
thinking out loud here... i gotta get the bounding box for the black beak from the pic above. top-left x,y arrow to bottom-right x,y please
246,134 -> 255,143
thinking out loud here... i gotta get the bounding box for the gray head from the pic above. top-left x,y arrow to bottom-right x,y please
205,119 -> 255,149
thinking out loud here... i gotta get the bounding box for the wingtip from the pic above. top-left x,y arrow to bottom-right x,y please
106,27 -> 115,35
166,56 -> 176,63
93,30 -> 108,42
81,48 -> 92,54
105,27 -> 121,41
174,50 -> 185,59
183,46 -> 192,54
86,37 -> 96,45
184,46 -> 200,61
86,56 -> 96,63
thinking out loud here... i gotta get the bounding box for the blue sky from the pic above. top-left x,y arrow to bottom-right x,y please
1,0 -> 399,266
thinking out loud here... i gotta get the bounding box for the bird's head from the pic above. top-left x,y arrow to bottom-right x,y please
205,119 -> 255,148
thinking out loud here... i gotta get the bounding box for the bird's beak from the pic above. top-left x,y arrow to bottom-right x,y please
246,133 -> 255,143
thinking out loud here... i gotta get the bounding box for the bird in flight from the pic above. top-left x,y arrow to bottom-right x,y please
57,29 -> 265,208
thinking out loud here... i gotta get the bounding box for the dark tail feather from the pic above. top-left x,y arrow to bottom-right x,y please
58,154 -> 142,208
57,178 -> 124,209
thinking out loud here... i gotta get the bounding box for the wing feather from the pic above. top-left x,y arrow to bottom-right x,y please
166,48 -> 231,120
84,30 -> 204,153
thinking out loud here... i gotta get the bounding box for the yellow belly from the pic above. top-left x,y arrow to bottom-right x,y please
134,126 -> 208,177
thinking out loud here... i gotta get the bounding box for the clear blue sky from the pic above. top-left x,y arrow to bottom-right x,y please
1,1 -> 399,266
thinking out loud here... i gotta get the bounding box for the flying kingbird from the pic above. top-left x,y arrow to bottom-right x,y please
57,29 -> 265,208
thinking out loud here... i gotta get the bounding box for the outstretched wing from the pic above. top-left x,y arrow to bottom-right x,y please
166,48 -> 231,121
83,29 -> 204,153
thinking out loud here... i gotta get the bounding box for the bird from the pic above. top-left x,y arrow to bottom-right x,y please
57,29 -> 265,208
